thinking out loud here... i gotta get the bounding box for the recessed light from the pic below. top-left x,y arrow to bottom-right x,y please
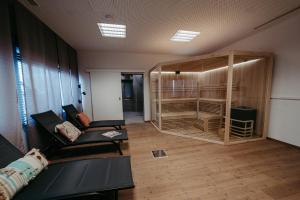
170,30 -> 200,42
97,23 -> 126,38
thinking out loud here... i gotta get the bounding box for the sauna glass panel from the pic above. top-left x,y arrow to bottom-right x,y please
150,68 -> 160,127
160,71 -> 198,133
159,56 -> 228,144
230,57 -> 268,142
197,58 -> 228,143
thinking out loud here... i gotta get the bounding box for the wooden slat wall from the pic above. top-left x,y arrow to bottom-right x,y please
161,72 -> 198,99
198,67 -> 228,99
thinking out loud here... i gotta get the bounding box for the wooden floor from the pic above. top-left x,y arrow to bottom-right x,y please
118,122 -> 300,200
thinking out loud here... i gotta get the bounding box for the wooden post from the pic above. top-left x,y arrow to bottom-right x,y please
224,52 -> 234,144
149,70 -> 153,124
262,56 -> 274,138
197,79 -> 200,119
158,66 -> 162,129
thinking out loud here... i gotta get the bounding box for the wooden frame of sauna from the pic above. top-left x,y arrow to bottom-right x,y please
150,50 -> 274,145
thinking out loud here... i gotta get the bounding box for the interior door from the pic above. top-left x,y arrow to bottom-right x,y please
90,71 -> 123,120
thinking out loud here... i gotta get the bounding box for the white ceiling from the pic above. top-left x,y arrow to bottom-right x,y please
19,0 -> 300,55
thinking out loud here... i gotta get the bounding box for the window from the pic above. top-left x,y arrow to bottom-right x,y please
14,47 -> 28,126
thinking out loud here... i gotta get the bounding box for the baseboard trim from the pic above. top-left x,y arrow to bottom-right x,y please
267,137 -> 300,149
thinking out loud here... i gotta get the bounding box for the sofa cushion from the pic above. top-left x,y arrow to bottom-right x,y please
55,121 -> 81,142
76,112 -> 91,127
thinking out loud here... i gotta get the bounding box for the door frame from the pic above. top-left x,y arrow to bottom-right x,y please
121,72 -> 144,117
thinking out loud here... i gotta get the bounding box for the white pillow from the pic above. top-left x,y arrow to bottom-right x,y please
0,148 -> 48,200
55,121 -> 81,142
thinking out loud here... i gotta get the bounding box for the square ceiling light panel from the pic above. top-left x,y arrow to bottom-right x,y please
98,23 -> 126,38
170,30 -> 200,42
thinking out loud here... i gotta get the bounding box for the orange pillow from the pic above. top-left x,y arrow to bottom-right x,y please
77,112 -> 91,127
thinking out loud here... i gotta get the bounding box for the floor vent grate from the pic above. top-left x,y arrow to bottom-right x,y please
152,150 -> 167,158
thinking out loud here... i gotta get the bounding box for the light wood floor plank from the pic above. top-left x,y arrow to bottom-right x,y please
119,123 -> 300,200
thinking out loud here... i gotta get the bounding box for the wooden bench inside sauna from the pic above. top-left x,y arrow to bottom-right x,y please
194,98 -> 225,132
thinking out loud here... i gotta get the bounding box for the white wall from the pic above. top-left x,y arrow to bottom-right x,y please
78,51 -> 186,121
218,11 -> 300,146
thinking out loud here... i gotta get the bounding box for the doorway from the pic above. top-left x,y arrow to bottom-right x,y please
121,73 -> 144,124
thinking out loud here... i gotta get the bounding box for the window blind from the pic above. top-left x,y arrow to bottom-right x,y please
14,47 -> 28,126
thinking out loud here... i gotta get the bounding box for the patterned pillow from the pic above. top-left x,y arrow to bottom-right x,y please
0,149 -> 48,200
76,112 -> 91,127
55,121 -> 81,142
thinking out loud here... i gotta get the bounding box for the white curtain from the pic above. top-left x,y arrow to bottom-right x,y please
0,1 -> 81,151
57,37 -> 74,106
0,0 -> 25,151
15,2 -> 81,149
68,47 -> 82,110
15,2 -> 62,149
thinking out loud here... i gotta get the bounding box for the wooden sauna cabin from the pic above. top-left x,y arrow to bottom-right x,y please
150,51 -> 274,145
